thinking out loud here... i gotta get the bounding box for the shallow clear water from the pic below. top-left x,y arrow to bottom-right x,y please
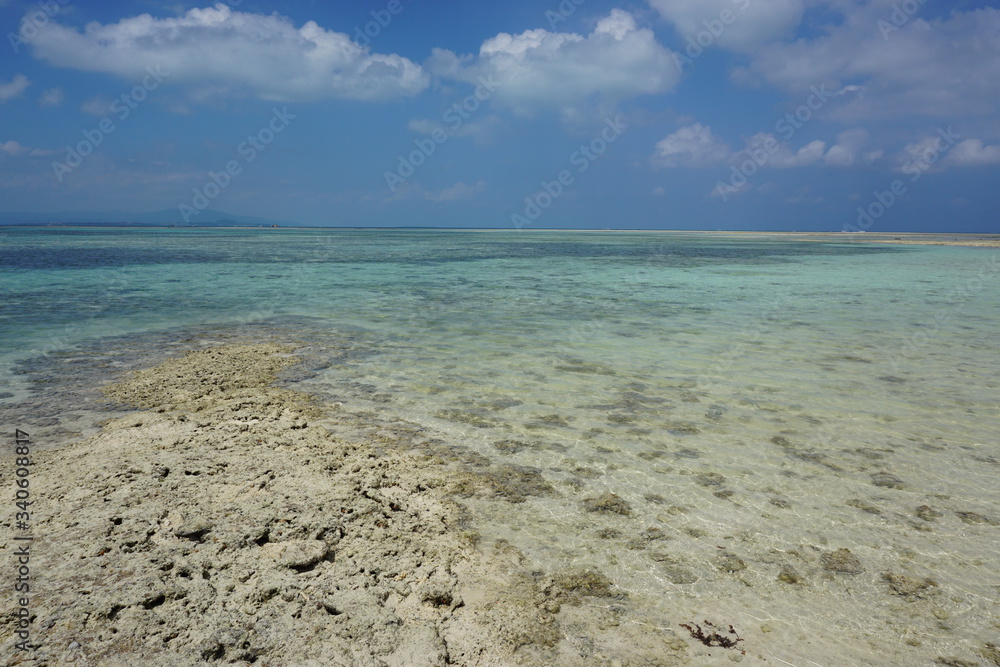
2,227 -> 999,664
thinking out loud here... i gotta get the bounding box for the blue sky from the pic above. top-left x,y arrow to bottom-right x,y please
1,0 -> 999,231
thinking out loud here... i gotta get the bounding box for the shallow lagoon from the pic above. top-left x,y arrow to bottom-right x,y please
2,228 -> 998,664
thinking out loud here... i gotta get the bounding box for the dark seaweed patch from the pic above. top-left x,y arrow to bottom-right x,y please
680,620 -> 744,652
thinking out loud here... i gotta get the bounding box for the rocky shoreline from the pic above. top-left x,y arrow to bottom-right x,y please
1,343 -> 690,666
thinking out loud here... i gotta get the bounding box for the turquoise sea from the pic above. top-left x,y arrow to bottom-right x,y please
2,227 -> 999,665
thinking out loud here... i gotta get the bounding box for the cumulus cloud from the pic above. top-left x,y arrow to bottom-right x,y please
81,96 -> 115,117
39,87 -> 64,107
823,128 -> 865,167
772,138 -> 826,167
896,133 -> 1000,171
0,74 -> 30,103
740,4 -> 1000,119
427,10 -> 679,115
739,132 -> 826,168
738,129 -> 883,169
946,139 -> 1000,167
1,140 -> 54,157
652,123 -> 731,167
29,5 -> 428,102
892,131 -> 967,174
656,124 -> 882,171
649,0 -> 804,52
654,125 -> 826,169
1,140 -> 29,156
821,128 -> 883,166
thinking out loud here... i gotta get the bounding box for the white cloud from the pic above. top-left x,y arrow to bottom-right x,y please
657,124 -> 878,172
652,123 -> 731,167
428,10 -> 679,115
649,0 -> 804,52
0,140 -> 28,156
894,133 -> 958,173
733,128 -> 883,170
0,74 -> 30,103
39,87 -> 64,107
783,139 -> 826,167
822,128 -> 876,167
407,119 -> 439,135
946,139 -> 1000,167
81,96 -> 115,117
29,5 -> 428,102
426,180 -> 486,202
1,140 -> 54,157
408,115 -> 502,145
738,133 -> 826,168
741,4 -> 1000,119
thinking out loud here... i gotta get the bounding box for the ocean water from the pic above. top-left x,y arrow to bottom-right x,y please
2,227 -> 999,664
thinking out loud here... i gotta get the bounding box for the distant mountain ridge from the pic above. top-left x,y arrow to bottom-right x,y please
0,209 -> 293,227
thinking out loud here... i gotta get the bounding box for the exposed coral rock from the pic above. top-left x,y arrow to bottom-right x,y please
0,344 -> 687,665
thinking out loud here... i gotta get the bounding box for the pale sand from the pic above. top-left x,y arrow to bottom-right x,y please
0,344 -> 690,666
626,231 -> 1000,247
784,232 -> 1000,247
505,229 -> 1000,247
